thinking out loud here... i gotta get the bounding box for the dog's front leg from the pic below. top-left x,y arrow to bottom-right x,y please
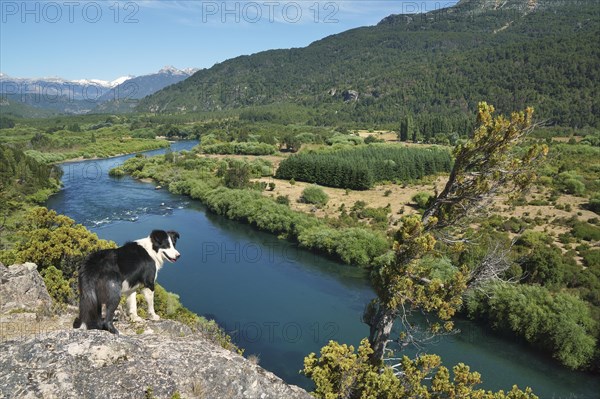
143,287 -> 160,321
126,292 -> 142,322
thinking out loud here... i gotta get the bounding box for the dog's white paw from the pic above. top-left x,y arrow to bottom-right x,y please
130,314 -> 143,322
149,313 -> 160,321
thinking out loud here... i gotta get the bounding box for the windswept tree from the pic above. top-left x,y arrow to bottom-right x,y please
304,103 -> 547,397
365,102 -> 547,362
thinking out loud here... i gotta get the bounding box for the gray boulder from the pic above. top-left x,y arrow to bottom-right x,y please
0,320 -> 312,399
0,263 -> 52,313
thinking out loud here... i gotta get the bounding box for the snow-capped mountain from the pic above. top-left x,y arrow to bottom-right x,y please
158,65 -> 199,76
0,73 -> 133,101
0,66 -> 197,114
98,66 -> 199,103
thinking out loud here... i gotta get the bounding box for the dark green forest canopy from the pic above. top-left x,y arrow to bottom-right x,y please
0,144 -> 62,211
276,145 -> 452,189
138,0 -> 599,128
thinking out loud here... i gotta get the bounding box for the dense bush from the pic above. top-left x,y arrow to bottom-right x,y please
581,249 -> 600,268
564,178 -> 586,196
300,186 -> 329,206
326,133 -> 363,146
182,185 -> 386,265
275,195 -> 290,205
276,144 -> 452,189
514,231 -> 579,286
40,265 -> 77,305
349,201 -> 391,226
571,221 -> 600,242
303,339 -> 537,399
223,160 -> 251,189
465,283 -> 597,369
0,207 -> 116,274
201,141 -> 277,155
412,191 -> 434,210
588,194 -> 600,214
298,226 -> 389,266
108,167 -> 126,177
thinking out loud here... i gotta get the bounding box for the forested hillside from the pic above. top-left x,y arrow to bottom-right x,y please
0,145 -> 62,210
138,0 -> 599,128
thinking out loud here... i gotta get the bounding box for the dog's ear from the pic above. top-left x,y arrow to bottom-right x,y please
167,230 -> 180,245
150,230 -> 165,252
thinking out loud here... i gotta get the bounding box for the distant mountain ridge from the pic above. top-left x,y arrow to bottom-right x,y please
0,66 -> 199,116
0,73 -> 131,102
97,66 -> 200,103
138,0 -> 599,128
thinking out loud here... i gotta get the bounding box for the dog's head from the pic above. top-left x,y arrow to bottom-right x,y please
150,230 -> 180,263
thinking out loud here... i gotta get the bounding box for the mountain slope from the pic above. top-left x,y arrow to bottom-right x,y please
138,0 -> 599,127
0,74 -> 125,115
97,66 -> 198,103
92,66 -> 199,113
0,67 -> 197,115
0,96 -> 57,118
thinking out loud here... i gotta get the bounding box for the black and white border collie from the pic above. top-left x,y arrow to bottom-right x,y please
73,230 -> 180,334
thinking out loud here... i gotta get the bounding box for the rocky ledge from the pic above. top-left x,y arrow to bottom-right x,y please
0,264 -> 312,399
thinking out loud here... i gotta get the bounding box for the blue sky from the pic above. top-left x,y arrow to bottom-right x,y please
1,0 -> 458,80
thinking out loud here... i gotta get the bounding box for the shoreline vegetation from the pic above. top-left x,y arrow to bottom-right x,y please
24,138 -> 170,164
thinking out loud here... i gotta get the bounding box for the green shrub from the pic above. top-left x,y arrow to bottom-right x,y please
201,141 -> 277,155
364,135 -> 384,144
298,226 -> 388,266
1,207 -> 116,275
40,266 -> 76,305
275,195 -> 290,205
564,178 -> 586,195
528,199 -> 549,206
571,221 -> 600,241
108,167 -> 126,177
326,133 -> 363,146
581,249 -> 600,268
557,171 -> 586,195
26,188 -> 55,204
417,255 -> 458,281
465,283 -> 597,369
223,160 -> 251,189
301,186 -> 329,207
587,194 -> 600,214
412,192 -> 434,210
